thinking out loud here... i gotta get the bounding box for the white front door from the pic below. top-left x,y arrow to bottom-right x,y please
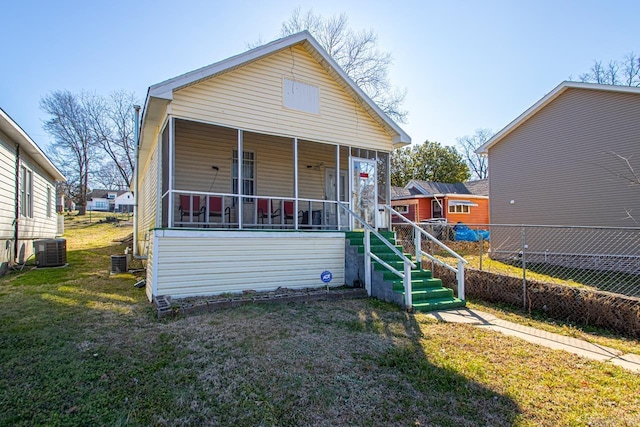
350,157 -> 377,230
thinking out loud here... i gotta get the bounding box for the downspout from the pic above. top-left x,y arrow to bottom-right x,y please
13,144 -> 20,264
132,104 -> 143,258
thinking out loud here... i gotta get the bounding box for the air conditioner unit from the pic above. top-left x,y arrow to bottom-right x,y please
34,239 -> 67,268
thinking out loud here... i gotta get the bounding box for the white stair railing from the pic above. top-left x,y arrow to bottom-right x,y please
385,205 -> 468,301
338,202 -> 416,310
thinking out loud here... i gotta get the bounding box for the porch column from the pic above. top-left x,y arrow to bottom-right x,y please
293,137 -> 298,230
237,129 -> 243,230
335,144 -> 340,230
168,117 -> 175,227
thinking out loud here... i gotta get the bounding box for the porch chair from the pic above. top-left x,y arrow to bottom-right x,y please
283,200 -> 303,226
178,195 -> 205,225
207,196 -> 231,226
257,198 -> 281,225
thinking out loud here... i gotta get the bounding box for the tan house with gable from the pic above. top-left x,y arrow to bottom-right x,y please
135,31 -> 412,302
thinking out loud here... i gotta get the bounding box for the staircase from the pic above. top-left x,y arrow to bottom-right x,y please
345,230 -> 465,312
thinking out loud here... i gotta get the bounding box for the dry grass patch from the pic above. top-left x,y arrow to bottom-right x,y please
1,216 -> 639,425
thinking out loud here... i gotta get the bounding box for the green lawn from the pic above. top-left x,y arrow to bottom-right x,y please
1,215 -> 639,426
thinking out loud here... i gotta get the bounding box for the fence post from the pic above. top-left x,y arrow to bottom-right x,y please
404,261 -> 412,310
414,227 -> 421,265
457,259 -> 465,300
521,226 -> 527,309
479,232 -> 483,271
364,228 -> 372,295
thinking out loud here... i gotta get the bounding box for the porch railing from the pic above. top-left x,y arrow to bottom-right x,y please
164,190 -> 350,231
338,202 -> 417,310
385,205 -> 467,300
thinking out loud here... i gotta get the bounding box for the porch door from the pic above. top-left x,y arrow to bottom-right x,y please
350,157 -> 377,229
325,168 -> 347,227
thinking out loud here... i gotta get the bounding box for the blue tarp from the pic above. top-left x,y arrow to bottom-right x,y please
453,222 -> 490,242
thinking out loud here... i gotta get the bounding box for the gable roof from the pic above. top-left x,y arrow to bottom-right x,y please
87,189 -> 129,200
393,179 -> 489,200
0,108 -> 65,182
407,180 -> 471,196
463,179 -> 489,196
141,31 -> 410,147
391,186 -> 411,199
477,81 -> 640,154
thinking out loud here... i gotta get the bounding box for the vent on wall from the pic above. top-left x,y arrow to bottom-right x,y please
34,239 -> 67,268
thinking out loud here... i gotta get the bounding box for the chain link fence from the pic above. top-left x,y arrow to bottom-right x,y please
392,222 -> 640,337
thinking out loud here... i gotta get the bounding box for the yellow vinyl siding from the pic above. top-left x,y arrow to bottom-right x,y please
139,141 -> 159,236
171,45 -> 392,151
150,230 -> 345,299
174,120 -> 349,202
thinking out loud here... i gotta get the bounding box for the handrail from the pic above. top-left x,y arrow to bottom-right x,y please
387,205 -> 467,263
386,205 -> 467,300
338,202 -> 416,309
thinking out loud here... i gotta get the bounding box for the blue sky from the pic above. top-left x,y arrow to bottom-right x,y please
1,0 -> 637,150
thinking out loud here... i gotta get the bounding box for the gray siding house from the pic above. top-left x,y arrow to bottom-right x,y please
477,82 -> 640,270
478,81 -> 640,227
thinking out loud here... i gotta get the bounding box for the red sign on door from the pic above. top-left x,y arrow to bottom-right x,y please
359,172 -> 369,179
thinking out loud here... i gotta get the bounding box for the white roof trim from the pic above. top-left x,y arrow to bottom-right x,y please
144,30 -> 410,145
476,81 -> 640,155
448,200 -> 478,207
0,108 -> 65,181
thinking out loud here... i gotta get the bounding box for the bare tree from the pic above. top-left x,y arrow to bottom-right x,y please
579,52 -> 640,87
86,90 -> 137,188
275,8 -> 407,123
92,162 -> 129,190
41,91 -> 98,215
456,129 -> 492,180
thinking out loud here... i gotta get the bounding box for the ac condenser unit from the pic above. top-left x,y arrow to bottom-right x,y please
34,239 -> 67,268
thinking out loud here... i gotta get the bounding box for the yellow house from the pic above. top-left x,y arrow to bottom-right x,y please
135,31 -> 412,302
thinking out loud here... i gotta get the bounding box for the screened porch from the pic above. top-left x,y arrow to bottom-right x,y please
158,118 -> 391,231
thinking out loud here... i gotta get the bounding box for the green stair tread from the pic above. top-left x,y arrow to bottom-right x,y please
395,288 -> 454,302
412,298 -> 466,312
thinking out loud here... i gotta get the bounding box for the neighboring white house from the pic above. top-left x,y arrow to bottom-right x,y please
87,197 -> 110,212
0,108 -> 65,272
115,191 -> 134,212
87,189 -> 132,212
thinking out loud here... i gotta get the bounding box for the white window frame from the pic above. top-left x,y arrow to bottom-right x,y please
47,186 -> 52,218
448,204 -> 470,214
20,166 -> 33,218
395,204 -> 409,214
232,150 -> 256,198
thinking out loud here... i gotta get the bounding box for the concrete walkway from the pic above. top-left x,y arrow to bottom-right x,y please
427,308 -> 640,373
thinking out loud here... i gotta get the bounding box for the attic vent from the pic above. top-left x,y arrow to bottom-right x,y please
283,78 -> 319,114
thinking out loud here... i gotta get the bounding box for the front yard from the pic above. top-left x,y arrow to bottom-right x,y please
0,215 -> 639,426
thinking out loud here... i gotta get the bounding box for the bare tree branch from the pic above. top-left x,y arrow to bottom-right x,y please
456,129 -> 492,180
273,8 -> 407,123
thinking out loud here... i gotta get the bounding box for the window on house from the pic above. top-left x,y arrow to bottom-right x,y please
47,186 -> 52,218
20,166 -> 33,218
395,205 -> 409,214
232,150 -> 255,197
449,205 -> 470,214
432,199 -> 443,218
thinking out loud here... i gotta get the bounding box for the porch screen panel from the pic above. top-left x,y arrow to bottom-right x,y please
161,124 -> 170,227
232,150 -> 255,196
